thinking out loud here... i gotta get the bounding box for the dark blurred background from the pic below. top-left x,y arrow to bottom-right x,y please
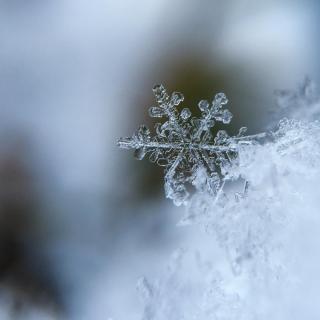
0,0 -> 319,319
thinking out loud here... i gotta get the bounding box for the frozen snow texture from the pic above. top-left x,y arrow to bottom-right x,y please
118,83 -> 320,319
118,85 -> 265,205
133,119 -> 320,320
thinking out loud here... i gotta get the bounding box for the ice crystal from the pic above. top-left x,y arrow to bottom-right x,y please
116,81 -> 320,320
118,85 -> 265,205
114,80 -> 320,320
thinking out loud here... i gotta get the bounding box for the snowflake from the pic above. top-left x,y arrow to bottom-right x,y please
118,84 -> 265,205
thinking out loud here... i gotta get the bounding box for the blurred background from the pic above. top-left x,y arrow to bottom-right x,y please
0,0 -> 319,318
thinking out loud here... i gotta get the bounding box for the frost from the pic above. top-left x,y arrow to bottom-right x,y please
132,118 -> 320,319
118,84 -> 265,205
118,82 -> 320,319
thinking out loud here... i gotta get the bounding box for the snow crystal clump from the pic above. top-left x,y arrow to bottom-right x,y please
118,83 -> 320,319
133,119 -> 320,320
